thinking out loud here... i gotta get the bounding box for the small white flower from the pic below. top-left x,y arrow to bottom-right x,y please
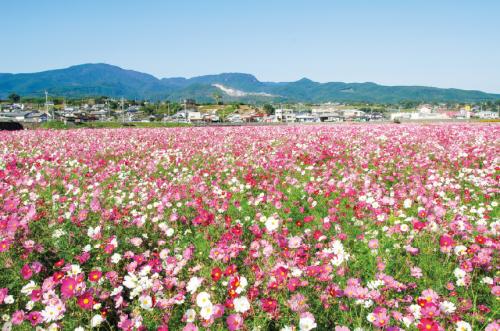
184,309 -> 196,323
196,291 -> 211,308
3,296 -> 14,305
67,264 -> 82,277
455,320 -> 472,331
123,273 -> 138,289
110,286 -> 123,296
265,216 -> 280,232
403,199 -> 412,209
91,314 -> 104,328
47,324 -> 59,331
41,305 -> 60,322
199,303 -> 214,320
186,277 -> 202,294
454,245 -> 467,256
139,294 -> 153,310
111,253 -> 122,264
21,281 -> 38,295
299,315 -> 317,331
233,296 -> 250,313
52,229 -> 66,239
2,321 -> 12,331
440,301 -> 456,314
481,276 -> 493,285
453,268 -> 466,279
25,300 -> 35,311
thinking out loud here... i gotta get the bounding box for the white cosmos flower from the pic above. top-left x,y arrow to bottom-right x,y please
139,294 -> 153,310
41,305 -> 60,322
454,245 -> 467,256
187,277 -> 202,294
91,314 -> 104,328
481,277 -> 493,285
453,268 -> 466,279
233,296 -> 250,313
111,253 -> 122,264
299,315 -> 317,331
265,216 -> 280,232
199,303 -> 214,320
196,292 -> 211,308
409,304 -> 421,319
123,273 -> 139,289
440,301 -> 456,314
67,264 -> 82,277
3,296 -> 14,305
25,301 -> 35,311
455,321 -> 472,331
235,276 -> 248,294
21,281 -> 38,295
403,199 -> 412,209
184,309 -> 196,323
110,286 -> 123,296
52,229 -> 66,239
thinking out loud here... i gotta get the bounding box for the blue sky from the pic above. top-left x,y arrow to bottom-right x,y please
2,0 -> 499,92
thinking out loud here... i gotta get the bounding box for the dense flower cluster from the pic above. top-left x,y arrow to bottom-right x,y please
0,124 -> 498,330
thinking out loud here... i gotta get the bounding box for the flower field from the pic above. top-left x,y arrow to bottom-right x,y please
0,124 -> 498,331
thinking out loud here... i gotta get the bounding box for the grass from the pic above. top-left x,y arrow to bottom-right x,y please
38,121 -> 192,129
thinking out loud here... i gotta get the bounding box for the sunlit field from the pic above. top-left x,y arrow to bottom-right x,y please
0,124 -> 498,331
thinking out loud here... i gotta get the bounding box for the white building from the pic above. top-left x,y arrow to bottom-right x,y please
274,108 -> 295,122
475,111 -> 498,119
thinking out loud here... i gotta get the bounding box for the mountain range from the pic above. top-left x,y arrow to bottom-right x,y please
1,63 -> 499,103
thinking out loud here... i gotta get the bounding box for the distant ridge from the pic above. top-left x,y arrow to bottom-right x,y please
1,63 -> 499,103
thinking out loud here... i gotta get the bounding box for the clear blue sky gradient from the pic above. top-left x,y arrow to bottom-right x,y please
2,0 -> 499,92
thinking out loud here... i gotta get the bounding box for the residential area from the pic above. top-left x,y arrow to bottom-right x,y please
0,94 -> 499,126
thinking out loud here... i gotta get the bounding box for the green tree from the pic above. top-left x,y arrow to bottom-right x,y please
212,92 -> 222,105
263,104 -> 275,115
8,93 -> 21,103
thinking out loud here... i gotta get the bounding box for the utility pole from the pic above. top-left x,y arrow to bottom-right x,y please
45,90 -> 48,114
121,97 -> 124,123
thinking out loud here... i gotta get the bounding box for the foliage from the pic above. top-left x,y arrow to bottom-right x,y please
8,93 -> 20,103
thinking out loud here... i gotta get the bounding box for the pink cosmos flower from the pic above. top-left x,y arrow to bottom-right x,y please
288,293 -> 309,313
60,277 -> 77,297
411,267 -> 423,279
88,270 -> 102,282
0,288 -> 8,304
485,321 -> 499,331
227,314 -> 243,331
183,323 -> 199,331
11,310 -> 25,325
0,240 -> 11,252
368,239 -> 379,249
77,292 -> 94,310
27,311 -> 42,326
30,289 -> 42,302
21,264 -> 33,280
3,197 -> 20,212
